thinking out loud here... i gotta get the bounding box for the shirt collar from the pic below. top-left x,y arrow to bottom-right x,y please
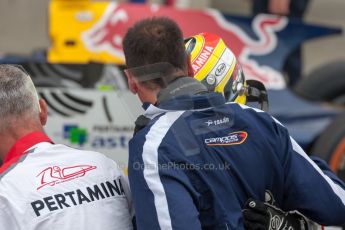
156,76 -> 208,104
142,102 -> 151,110
143,92 -> 226,119
3,131 -> 53,164
158,92 -> 225,110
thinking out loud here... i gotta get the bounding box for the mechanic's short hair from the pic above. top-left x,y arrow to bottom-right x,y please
123,17 -> 187,88
0,65 -> 40,121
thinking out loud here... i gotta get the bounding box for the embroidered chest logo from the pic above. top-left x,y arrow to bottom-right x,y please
36,165 -> 97,190
205,131 -> 248,146
205,116 -> 230,127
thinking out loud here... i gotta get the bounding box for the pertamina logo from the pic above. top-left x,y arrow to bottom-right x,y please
205,131 -> 248,146
191,46 -> 214,74
36,165 -> 97,190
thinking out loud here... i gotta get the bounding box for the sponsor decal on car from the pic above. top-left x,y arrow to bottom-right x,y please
205,131 -> 248,146
61,124 -> 132,148
64,125 -> 88,146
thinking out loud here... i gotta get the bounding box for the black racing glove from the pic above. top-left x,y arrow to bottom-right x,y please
243,199 -> 308,230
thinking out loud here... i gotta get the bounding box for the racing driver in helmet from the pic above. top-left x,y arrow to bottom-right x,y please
184,32 -> 328,230
133,32 -> 269,134
185,32 -> 269,111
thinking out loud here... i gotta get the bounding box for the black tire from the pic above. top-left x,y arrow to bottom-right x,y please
294,60 -> 345,105
311,113 -> 345,181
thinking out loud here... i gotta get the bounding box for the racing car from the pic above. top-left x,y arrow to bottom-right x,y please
1,0 -> 344,181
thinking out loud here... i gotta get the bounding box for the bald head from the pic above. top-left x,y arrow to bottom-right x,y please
0,65 -> 41,131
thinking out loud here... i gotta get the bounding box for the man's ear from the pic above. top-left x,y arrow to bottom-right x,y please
38,99 -> 48,126
186,53 -> 195,78
124,70 -> 138,94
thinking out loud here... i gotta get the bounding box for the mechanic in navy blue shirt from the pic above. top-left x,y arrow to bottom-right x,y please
122,17 -> 345,229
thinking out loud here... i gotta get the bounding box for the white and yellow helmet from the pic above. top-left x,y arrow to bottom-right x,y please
185,32 -> 268,110
185,32 -> 247,104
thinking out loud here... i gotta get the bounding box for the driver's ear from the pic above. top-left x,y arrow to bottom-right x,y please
38,99 -> 48,126
186,53 -> 194,78
124,70 -> 138,94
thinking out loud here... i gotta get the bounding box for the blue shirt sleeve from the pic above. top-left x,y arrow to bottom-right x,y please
276,124 -> 345,225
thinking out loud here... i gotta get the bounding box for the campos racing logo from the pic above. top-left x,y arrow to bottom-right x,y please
36,165 -> 97,190
205,131 -> 247,146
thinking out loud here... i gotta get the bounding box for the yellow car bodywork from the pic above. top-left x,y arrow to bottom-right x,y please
49,0 -> 125,64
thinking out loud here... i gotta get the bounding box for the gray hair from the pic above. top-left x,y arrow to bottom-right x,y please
0,65 -> 40,121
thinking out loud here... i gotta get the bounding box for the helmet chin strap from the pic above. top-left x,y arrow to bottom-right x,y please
245,80 -> 269,112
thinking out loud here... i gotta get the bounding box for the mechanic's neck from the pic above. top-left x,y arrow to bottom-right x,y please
0,120 -> 44,161
138,66 -> 196,105
156,76 -> 208,104
137,85 -> 159,105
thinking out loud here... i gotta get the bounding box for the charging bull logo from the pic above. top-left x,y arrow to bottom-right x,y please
82,4 -> 129,59
82,3 -> 288,89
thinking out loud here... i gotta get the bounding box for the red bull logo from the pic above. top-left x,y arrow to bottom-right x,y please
82,3 -> 288,89
82,3 -> 129,59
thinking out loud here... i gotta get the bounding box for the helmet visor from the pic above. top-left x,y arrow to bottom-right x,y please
223,62 -> 246,102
